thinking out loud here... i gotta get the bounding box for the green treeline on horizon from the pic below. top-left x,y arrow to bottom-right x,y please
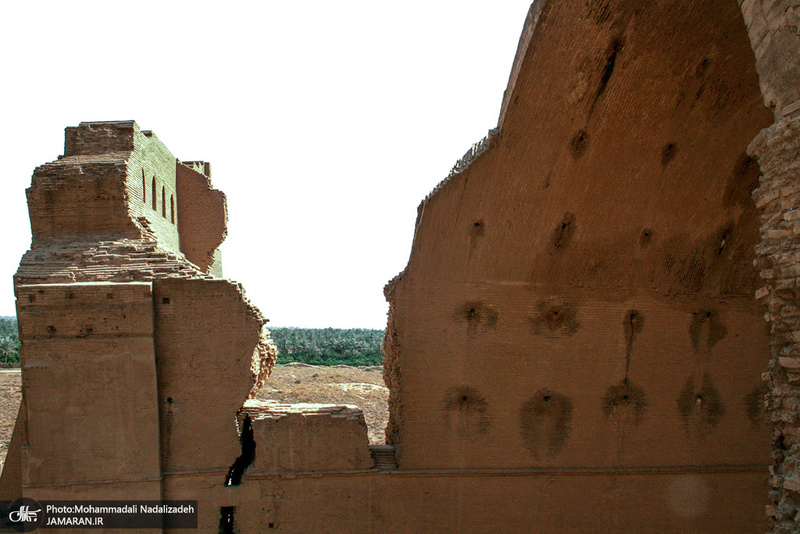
269,327 -> 385,367
0,319 -> 384,367
0,318 -> 19,364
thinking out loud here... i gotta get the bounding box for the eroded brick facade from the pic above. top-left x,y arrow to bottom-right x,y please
3,0 -> 800,531
740,0 -> 800,530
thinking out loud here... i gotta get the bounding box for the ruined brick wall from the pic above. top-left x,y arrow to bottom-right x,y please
14,283 -> 162,501
383,0 -> 773,528
750,116 -> 800,532
56,121 -> 181,253
27,149 -> 140,244
241,401 -> 371,473
175,162 -> 227,275
26,121 -> 229,277
737,1 -> 800,531
8,0 -> 800,528
126,128 -> 180,253
3,122 -> 279,512
153,278 -> 265,474
739,0 -> 800,118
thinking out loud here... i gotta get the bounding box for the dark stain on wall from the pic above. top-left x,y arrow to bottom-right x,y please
587,0 -> 612,25
663,249 -> 706,293
529,296 -> 579,336
602,381 -> 647,425
677,374 -> 726,433
570,130 -> 589,159
469,219 -> 485,238
745,383 -> 769,426
552,212 -> 577,250
442,386 -> 491,438
519,390 -> 573,458
623,309 -> 644,380
624,309 -> 644,347
456,301 -> 499,328
589,38 -> 624,115
639,228 -> 653,248
695,57 -> 711,78
724,153 -> 761,207
689,309 -> 727,351
661,143 -> 677,167
469,219 -> 486,249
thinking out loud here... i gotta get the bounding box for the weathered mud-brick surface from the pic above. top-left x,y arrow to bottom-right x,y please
750,113 -> 800,533
6,0 -> 800,530
1,120 -> 280,508
382,0 -> 774,529
153,277 -> 268,474
15,283 -> 161,500
241,400 -> 371,473
738,1 -> 800,530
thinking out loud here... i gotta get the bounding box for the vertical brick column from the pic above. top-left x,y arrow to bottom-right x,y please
750,114 -> 800,533
739,1 -> 800,530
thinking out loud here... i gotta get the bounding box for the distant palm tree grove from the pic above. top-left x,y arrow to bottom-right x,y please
269,327 -> 385,366
0,319 -> 385,367
0,318 -> 19,364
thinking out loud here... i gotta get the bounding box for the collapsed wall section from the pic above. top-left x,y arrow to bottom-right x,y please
176,162 -> 227,276
29,121 -> 182,252
152,278 -> 268,474
241,400 -> 371,473
27,153 -> 139,244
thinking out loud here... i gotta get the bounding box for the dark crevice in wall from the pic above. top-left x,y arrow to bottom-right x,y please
218,507 -> 235,534
569,130 -> 589,159
639,228 -> 653,247
551,213 -> 577,250
225,415 -> 255,487
623,309 -> 644,382
716,224 -> 734,256
589,38 -> 624,117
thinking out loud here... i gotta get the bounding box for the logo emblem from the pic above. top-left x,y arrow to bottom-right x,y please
5,499 -> 44,532
9,505 -> 40,523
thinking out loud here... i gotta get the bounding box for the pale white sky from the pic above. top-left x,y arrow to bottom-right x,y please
0,1 -> 533,328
